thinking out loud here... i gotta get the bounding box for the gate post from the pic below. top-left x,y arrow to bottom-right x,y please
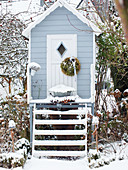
30,104 -> 33,154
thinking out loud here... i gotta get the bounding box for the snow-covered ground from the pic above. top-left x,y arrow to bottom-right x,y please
24,157 -> 88,170
0,168 -> 22,170
22,157 -> 128,170
0,157 -> 128,170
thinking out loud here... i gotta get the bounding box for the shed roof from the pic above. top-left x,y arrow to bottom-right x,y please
23,0 -> 101,38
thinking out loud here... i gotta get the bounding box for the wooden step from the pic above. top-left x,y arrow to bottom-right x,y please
33,150 -> 86,157
34,119 -> 86,125
34,129 -> 86,135
33,140 -> 86,146
34,109 -> 86,115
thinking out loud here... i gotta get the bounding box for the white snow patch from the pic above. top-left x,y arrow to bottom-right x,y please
9,120 -> 16,129
28,62 -> 41,76
0,85 -> 8,99
49,84 -> 76,93
96,110 -> 103,116
92,116 -> 99,125
0,117 -> 4,121
48,84 -> 77,97
28,62 -> 41,70
115,89 -> 120,93
124,89 -> 128,93
14,95 -> 22,99
15,138 -> 29,150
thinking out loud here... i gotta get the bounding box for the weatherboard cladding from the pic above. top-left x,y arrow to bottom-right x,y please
31,6 -> 93,99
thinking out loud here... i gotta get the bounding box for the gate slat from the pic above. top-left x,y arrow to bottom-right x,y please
34,109 -> 86,115
34,119 -> 86,125
34,129 -> 86,135
33,150 -> 86,157
34,140 -> 86,146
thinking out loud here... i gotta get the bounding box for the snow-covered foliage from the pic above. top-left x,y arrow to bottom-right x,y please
15,138 -> 30,154
95,1 -> 128,122
95,88 -> 128,148
123,133 -> 128,143
98,89 -> 118,114
96,0 -> 128,93
0,93 -> 29,153
0,152 -> 26,169
0,140 -> 29,169
88,149 -> 113,168
0,0 -> 44,25
0,11 -> 28,94
88,140 -> 128,169
0,13 -> 27,77
0,137 -> 29,168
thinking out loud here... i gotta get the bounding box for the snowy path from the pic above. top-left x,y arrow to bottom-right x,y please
23,157 -> 128,170
23,157 -> 88,170
0,157 -> 128,170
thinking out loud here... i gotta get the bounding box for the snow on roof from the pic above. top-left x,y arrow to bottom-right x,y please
23,0 -> 101,38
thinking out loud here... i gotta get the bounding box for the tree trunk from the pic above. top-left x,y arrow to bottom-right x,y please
9,78 -> 11,94
114,0 -> 128,44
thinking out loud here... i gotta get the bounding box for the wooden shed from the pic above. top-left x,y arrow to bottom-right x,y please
23,0 -> 100,158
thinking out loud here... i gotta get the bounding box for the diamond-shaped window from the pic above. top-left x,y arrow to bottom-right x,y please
57,43 -> 66,57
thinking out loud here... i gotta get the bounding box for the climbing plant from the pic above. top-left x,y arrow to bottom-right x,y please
95,1 -> 128,111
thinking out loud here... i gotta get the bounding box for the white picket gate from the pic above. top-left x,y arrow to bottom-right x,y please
32,104 -> 88,158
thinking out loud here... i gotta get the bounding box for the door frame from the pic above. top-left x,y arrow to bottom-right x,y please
47,34 -> 77,96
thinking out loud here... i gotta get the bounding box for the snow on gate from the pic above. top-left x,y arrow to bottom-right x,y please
32,103 -> 88,158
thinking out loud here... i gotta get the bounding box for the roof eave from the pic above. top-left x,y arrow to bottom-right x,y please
23,0 -> 101,39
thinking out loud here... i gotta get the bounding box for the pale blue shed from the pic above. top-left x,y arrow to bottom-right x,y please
23,0 -> 100,157
23,0 -> 100,102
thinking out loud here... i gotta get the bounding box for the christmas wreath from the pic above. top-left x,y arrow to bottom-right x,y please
60,57 -> 81,76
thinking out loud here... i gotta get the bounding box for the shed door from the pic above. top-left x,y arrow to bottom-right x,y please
47,34 -> 77,96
